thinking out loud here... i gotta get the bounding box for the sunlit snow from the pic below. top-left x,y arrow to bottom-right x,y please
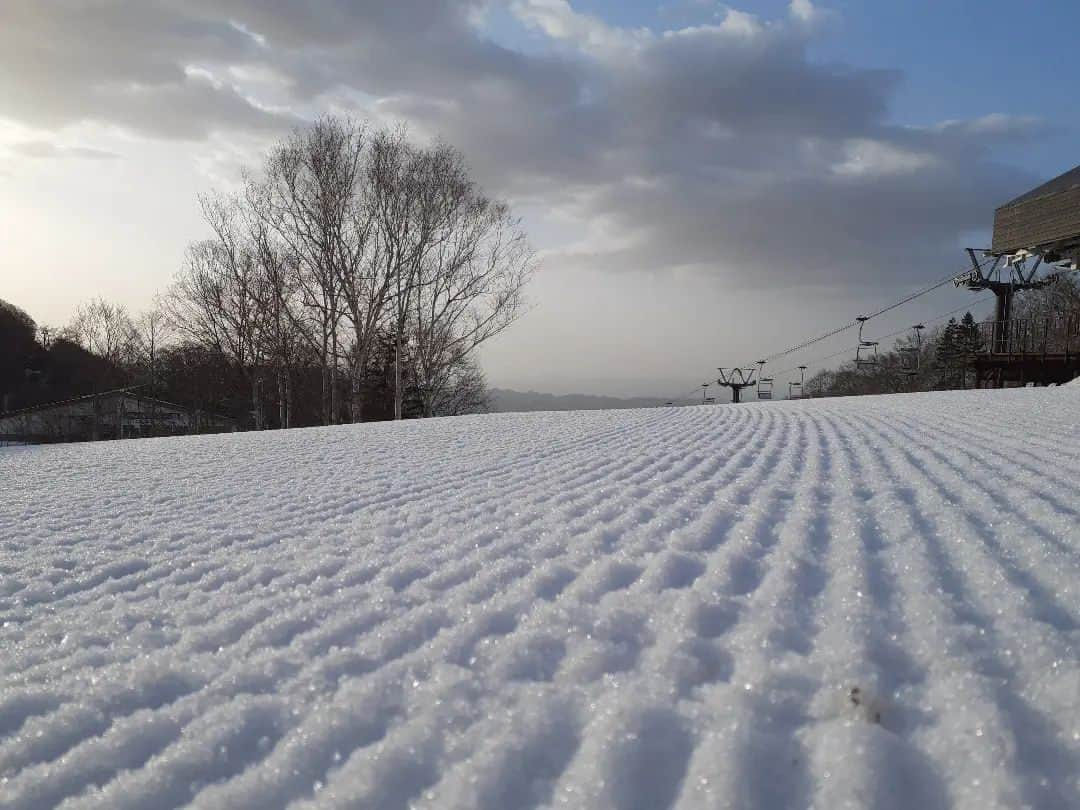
1,386 -> 1078,809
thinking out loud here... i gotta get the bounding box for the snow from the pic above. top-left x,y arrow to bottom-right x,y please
1,386 -> 1078,810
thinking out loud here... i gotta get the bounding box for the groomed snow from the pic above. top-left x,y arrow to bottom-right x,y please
1,387 -> 1078,809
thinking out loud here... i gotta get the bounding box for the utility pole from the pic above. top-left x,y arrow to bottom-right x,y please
394,334 -> 402,420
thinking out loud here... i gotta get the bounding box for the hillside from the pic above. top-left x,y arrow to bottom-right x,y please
1,388 -> 1078,809
488,388 -> 675,412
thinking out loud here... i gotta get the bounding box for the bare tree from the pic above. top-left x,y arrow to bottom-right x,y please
165,195 -> 267,429
428,356 -> 491,416
126,305 -> 171,380
246,213 -> 301,429
256,117 -> 366,425
408,157 -> 533,418
165,116 -> 536,428
1012,272 -> 1080,353
366,134 -> 514,419
126,304 -> 173,433
366,127 -> 427,421
68,298 -> 133,366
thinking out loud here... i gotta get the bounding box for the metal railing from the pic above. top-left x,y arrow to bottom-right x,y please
974,313 -> 1080,357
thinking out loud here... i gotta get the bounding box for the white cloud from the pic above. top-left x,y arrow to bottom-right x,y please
833,139 -> 940,177
9,141 -> 119,161
718,9 -> 762,36
932,112 -> 1044,139
511,0 -> 649,55
789,0 -> 819,23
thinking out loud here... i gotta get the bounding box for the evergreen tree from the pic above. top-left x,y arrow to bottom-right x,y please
958,312 -> 980,354
935,317 -> 962,388
933,312 -> 979,389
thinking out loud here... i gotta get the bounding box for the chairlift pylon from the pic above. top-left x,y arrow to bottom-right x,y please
716,367 -> 757,404
856,317 -> 879,368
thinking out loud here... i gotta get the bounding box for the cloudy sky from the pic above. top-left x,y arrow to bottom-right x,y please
1,0 -> 1076,396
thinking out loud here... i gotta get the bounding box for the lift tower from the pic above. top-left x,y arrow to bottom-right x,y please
716,367 -> 757,404
959,250 -> 1053,353
959,163 -> 1080,386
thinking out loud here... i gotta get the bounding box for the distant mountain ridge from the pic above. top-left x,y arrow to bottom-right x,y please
489,388 -> 682,412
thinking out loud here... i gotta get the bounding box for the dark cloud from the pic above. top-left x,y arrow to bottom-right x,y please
359,2 -> 1040,286
0,1 -> 292,137
555,155 -> 1030,285
0,0 -> 1044,288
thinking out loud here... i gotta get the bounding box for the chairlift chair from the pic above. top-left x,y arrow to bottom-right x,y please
899,324 -> 924,377
788,365 -> 807,399
855,317 -> 879,368
756,360 -> 774,400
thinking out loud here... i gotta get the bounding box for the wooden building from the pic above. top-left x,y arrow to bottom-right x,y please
0,388 -> 236,444
993,165 -> 1080,262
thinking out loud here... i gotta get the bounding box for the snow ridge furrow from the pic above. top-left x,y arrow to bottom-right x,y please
1,387 -> 1077,809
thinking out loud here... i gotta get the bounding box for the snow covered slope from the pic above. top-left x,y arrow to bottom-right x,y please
1,387 -> 1078,810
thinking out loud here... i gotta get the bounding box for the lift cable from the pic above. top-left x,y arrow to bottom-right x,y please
750,256 -> 996,368
670,295 -> 991,405
669,291 -> 991,405
770,294 -> 995,380
671,257 -> 998,405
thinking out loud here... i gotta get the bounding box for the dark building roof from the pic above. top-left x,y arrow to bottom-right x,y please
992,164 -> 1080,255
0,386 -> 233,422
1002,165 -> 1080,207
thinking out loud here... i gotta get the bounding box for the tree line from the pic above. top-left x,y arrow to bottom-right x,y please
2,118 -> 533,429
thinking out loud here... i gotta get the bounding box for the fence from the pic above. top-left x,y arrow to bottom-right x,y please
974,313 -> 1080,357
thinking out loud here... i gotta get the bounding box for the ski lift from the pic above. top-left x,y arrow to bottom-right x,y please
856,317 -> 879,368
789,365 -> 807,399
899,324 -> 924,377
717,367 -> 757,403
756,360 -> 774,400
